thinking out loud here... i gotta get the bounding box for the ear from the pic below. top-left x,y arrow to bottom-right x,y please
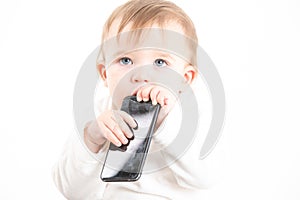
97,64 -> 108,87
183,65 -> 197,84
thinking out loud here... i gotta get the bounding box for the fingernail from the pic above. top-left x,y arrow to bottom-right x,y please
137,96 -> 142,102
143,98 -> 148,102
128,132 -> 133,138
123,138 -> 128,144
152,100 -> 157,105
116,141 -> 122,146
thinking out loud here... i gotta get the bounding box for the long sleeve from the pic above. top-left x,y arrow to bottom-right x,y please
52,78 -> 225,199
52,131 -> 109,199
52,82 -> 112,199
156,126 -> 224,190
152,78 -> 225,190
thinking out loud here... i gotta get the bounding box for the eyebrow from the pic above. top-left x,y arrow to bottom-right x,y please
153,51 -> 176,62
108,49 -> 177,65
113,50 -> 176,58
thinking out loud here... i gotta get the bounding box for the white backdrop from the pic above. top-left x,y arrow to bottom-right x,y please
0,0 -> 300,199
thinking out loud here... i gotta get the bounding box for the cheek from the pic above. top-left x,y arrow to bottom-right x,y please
168,65 -> 185,78
105,70 -> 119,93
106,65 -> 132,82
105,67 -> 133,108
176,63 -> 186,74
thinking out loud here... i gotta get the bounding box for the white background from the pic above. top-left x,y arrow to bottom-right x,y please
1,0 -> 300,199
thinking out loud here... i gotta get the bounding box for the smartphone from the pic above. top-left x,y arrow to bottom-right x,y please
100,95 -> 161,182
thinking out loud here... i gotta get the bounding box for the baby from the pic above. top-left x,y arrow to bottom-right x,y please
53,0 -> 218,199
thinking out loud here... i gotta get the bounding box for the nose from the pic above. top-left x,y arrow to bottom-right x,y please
131,67 -> 151,83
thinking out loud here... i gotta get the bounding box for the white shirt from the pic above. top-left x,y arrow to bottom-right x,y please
52,77 -> 224,200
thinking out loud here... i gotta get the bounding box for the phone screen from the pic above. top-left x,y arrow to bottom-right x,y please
100,96 -> 160,182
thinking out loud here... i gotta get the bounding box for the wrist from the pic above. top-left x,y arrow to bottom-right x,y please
83,123 -> 104,153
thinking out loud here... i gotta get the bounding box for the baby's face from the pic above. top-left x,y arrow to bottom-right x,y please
99,22 -> 196,109
107,49 -> 190,107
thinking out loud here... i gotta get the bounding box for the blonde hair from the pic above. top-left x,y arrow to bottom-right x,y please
99,0 -> 198,66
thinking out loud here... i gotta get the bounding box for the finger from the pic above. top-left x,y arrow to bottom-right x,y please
119,111 -> 138,129
106,130 -> 123,147
150,87 -> 160,105
115,111 -> 135,138
117,117 -> 135,139
105,117 -> 128,145
157,91 -> 166,106
136,85 -> 152,102
141,85 -> 154,102
101,124 -> 122,147
112,123 -> 129,144
136,86 -> 146,102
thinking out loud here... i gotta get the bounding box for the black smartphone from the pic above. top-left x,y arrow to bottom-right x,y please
100,96 -> 161,182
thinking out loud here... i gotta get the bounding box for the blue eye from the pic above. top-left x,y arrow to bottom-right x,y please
154,59 -> 167,67
119,57 -> 133,65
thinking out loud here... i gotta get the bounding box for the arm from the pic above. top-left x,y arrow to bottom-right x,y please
52,109 -> 137,199
52,129 -> 109,199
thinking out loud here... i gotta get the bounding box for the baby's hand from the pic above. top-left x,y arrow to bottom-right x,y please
84,110 -> 137,153
131,84 -> 177,127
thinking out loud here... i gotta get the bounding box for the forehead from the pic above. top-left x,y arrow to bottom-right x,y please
100,19 -> 195,66
105,18 -> 186,40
